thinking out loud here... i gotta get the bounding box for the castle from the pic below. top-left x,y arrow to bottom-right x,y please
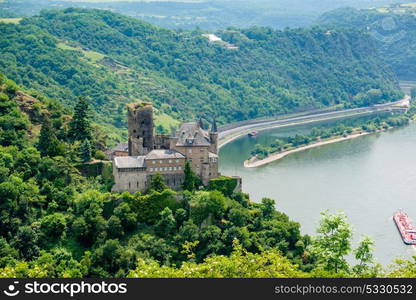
112,102 -> 220,192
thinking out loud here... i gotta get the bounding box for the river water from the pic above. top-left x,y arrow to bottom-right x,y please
219,118 -> 416,265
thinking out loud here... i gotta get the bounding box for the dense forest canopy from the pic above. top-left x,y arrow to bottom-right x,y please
318,3 -> 416,79
0,8 -> 403,141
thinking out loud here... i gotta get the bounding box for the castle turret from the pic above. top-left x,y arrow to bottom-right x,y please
197,117 -> 204,129
127,102 -> 154,156
209,119 -> 218,154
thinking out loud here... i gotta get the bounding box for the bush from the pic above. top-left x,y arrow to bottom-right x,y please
207,176 -> 238,197
40,213 -> 67,241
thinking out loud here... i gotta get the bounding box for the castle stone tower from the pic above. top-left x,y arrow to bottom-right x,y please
209,119 -> 218,154
127,102 -> 154,156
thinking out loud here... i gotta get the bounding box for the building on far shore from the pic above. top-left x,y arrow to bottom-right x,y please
112,102 -> 221,193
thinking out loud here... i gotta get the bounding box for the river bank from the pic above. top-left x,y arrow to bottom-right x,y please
244,130 -> 377,168
218,96 -> 410,150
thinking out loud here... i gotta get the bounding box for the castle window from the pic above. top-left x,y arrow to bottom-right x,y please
178,166 -> 182,170
169,167 -> 172,171
200,149 -> 204,152
129,182 -> 131,189
176,159 -> 179,163
150,168 -> 153,172
165,167 -> 168,171
173,167 -> 177,171
152,161 -> 155,164
137,182 -> 139,188
169,160 -> 172,164
159,160 -> 163,164
188,149 -> 192,153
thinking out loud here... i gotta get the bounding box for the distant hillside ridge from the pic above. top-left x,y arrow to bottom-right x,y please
318,4 -> 416,79
0,8 -> 403,140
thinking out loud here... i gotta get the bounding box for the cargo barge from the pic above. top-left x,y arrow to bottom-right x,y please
393,210 -> 416,245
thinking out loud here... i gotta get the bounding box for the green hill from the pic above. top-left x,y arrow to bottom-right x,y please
318,4 -> 416,79
0,8 -> 403,139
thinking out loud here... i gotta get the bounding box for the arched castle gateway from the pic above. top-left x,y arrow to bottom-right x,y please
112,102 -> 220,192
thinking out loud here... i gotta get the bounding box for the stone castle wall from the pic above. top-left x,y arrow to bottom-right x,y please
112,167 -> 148,192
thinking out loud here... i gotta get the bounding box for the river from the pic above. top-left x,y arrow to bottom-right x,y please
219,117 -> 416,265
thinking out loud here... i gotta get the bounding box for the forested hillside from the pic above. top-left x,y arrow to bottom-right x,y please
0,8 -> 403,139
318,4 -> 416,79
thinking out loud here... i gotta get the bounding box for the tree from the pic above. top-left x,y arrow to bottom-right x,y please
40,213 -> 67,241
261,198 -> 276,218
37,117 -> 61,157
12,226 -> 40,260
353,236 -> 377,277
79,139 -> 92,163
174,208 -> 187,227
107,216 -> 124,239
134,189 -> 178,224
309,211 -> 352,274
155,207 -> 176,238
68,97 -> 92,142
72,190 -> 108,245
91,239 -> 136,277
189,191 -> 227,225
183,161 -> 200,191
228,207 -> 250,227
149,173 -> 167,192
0,238 -> 18,268
72,217 -> 89,242
114,202 -> 137,232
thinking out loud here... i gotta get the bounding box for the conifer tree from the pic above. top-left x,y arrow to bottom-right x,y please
80,139 -> 92,163
68,97 -> 92,142
37,117 -> 60,157
154,207 -> 176,238
183,161 -> 201,191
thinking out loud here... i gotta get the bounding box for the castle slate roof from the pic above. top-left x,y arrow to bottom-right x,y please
175,122 -> 211,147
114,156 -> 145,169
112,142 -> 129,152
145,149 -> 185,160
